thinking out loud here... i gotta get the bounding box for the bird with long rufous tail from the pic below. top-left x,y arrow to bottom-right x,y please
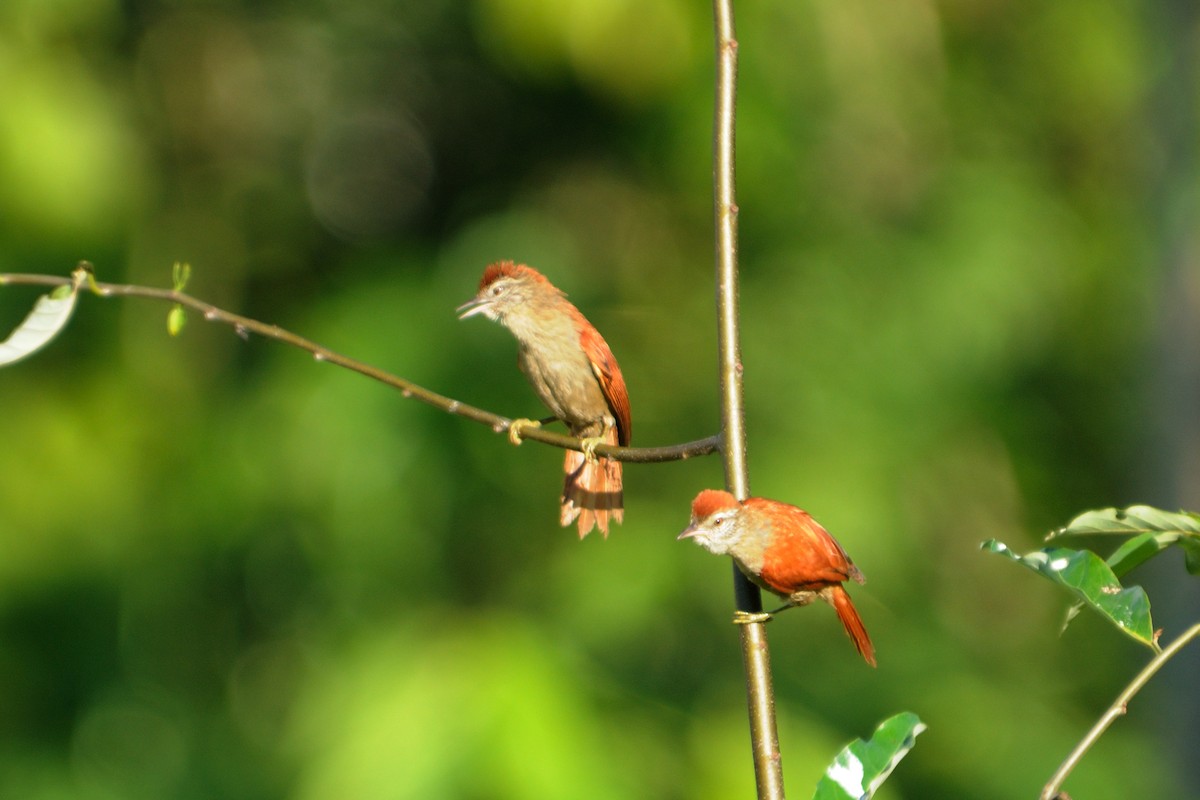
680,489 -> 876,666
458,261 -> 631,538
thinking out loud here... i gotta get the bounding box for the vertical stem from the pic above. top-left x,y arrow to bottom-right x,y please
712,1 -> 786,798
737,622 -> 786,800
713,0 -> 748,503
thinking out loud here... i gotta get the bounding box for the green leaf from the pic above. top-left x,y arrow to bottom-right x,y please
1047,506 -> 1200,626
1104,531 -> 1171,578
1052,507 -> 1200,575
1182,538 -> 1200,576
172,261 -> 192,292
1059,532 -> 1165,633
1049,505 -> 1200,540
812,712 -> 925,800
982,540 -> 1158,650
0,272 -> 84,366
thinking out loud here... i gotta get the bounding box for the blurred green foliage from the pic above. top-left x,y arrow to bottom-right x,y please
0,0 -> 1197,798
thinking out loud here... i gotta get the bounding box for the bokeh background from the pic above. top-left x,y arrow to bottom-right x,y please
1,0 -> 1198,797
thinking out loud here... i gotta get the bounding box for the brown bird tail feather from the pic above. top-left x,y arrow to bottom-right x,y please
828,585 -> 876,667
561,430 -> 623,539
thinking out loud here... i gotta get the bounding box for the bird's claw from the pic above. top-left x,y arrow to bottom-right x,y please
579,435 -> 605,463
732,610 -> 774,625
507,418 -> 541,445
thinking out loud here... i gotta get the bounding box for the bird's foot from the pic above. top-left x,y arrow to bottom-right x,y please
507,418 -> 541,445
579,435 -> 605,463
732,610 -> 774,625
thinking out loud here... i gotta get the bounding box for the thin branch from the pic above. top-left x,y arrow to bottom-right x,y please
1041,621 -> 1200,800
713,2 -> 748,503
0,270 -> 718,464
710,1 -> 786,799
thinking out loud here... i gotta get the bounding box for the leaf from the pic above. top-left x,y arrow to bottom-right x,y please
0,270 -> 85,366
812,712 -> 925,800
1182,537 -> 1200,576
1103,531 -> 1172,577
1058,532 -> 1167,633
1046,506 -> 1200,627
1049,505 -> 1200,541
1053,507 -> 1200,575
982,540 -> 1157,650
172,260 -> 191,292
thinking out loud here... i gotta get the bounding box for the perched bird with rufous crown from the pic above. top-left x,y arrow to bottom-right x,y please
679,489 -> 876,666
457,261 -> 631,538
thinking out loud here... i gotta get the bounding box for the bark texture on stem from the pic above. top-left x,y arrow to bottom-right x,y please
711,1 -> 787,797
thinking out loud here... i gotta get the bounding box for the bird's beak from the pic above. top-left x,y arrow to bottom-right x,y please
677,523 -> 700,540
456,297 -> 489,320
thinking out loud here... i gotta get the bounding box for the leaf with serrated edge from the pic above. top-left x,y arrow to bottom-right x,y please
0,280 -> 82,366
813,712 -> 925,800
982,540 -> 1157,650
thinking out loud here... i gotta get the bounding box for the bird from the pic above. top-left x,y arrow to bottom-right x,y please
679,489 -> 876,666
457,261 -> 631,538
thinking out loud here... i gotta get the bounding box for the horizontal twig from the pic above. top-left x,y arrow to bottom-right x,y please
0,270 -> 719,464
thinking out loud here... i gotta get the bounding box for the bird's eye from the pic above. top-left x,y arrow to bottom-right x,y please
489,284 -> 503,296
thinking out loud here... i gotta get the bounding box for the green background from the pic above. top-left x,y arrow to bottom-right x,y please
1,0 -> 1197,797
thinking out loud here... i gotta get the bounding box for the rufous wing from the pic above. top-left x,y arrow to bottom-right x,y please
749,499 -> 861,592
574,309 -> 631,446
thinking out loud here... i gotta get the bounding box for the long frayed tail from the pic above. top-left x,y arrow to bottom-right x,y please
561,428 -> 623,538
